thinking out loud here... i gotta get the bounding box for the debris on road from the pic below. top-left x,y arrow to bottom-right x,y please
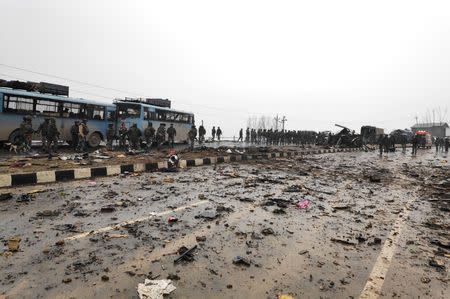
174,245 -> 198,264
137,279 -> 176,299
107,234 -> 129,239
297,200 -> 310,209
0,193 -> 12,201
261,228 -> 275,235
7,237 -> 21,252
232,256 -> 251,266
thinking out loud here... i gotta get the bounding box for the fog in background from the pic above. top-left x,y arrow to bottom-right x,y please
1,0 -> 449,136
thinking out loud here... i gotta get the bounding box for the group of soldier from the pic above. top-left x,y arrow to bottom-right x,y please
16,116 -> 86,155
210,126 -> 223,141
238,128 -> 319,146
379,134 -> 449,156
106,122 -> 201,151
378,134 -> 408,155
435,137 -> 450,153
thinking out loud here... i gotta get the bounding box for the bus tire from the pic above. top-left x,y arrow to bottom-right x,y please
8,130 -> 22,145
88,132 -> 102,148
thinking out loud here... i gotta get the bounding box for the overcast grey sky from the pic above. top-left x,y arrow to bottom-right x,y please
1,0 -> 449,135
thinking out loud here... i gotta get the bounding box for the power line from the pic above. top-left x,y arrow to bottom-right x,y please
0,63 -> 145,97
0,63 -> 250,114
0,63 -> 292,118
0,72 -> 112,100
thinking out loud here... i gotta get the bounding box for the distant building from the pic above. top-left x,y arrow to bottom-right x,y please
411,122 -> 449,137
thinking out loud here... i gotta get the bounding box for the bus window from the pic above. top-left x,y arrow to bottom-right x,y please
62,102 -> 82,118
118,104 -> 140,118
92,105 -> 105,120
85,104 -> 105,120
156,109 -> 166,121
166,111 -> 177,121
107,110 -> 116,121
35,98 -> 60,117
3,95 -> 34,113
179,113 -> 189,123
144,107 -> 150,120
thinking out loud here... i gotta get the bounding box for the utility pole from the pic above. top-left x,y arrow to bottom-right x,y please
280,116 -> 287,131
274,115 -> 287,131
415,116 -> 418,125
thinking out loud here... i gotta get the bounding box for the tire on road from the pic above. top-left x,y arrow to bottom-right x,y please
8,129 -> 23,145
88,132 -> 102,148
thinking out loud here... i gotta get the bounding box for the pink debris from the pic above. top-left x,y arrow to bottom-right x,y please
297,200 -> 310,209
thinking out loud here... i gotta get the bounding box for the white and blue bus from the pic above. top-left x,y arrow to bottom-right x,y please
0,82 -> 195,147
114,98 -> 195,143
0,87 -> 116,147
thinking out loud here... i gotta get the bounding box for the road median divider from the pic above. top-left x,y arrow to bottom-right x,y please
0,148 -> 362,188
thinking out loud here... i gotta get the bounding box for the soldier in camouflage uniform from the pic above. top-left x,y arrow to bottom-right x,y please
156,123 -> 166,150
167,124 -> 176,148
188,125 -> 197,150
46,118 -> 60,155
127,123 -> 141,150
118,123 -> 128,150
144,122 -> 155,149
106,124 -> 115,151
37,118 -> 50,153
70,121 -> 79,151
19,116 -> 33,152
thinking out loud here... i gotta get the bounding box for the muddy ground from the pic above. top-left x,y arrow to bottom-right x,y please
0,149 -> 448,298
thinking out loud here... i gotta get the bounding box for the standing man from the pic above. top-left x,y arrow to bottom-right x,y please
77,119 -> 89,152
167,124 -> 177,148
245,127 -> 250,143
127,123 -> 142,150
378,135 -> 384,156
156,123 -> 166,149
106,124 -> 115,151
118,123 -> 128,150
144,122 -> 155,149
211,126 -> 216,141
46,118 -> 60,155
19,116 -> 33,152
216,127 -> 222,141
445,137 -> 449,152
188,124 -> 197,150
198,123 -> 206,144
37,118 -> 50,153
401,134 -> 407,153
238,128 -> 243,142
70,121 -> 79,151
412,134 -> 419,155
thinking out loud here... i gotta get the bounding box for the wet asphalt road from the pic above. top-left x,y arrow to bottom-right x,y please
0,148 -> 448,299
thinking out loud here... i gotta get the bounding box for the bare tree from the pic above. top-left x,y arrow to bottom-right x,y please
258,116 -> 272,130
247,116 -> 258,129
421,106 -> 448,124
247,115 -> 275,130
435,106 -> 448,123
